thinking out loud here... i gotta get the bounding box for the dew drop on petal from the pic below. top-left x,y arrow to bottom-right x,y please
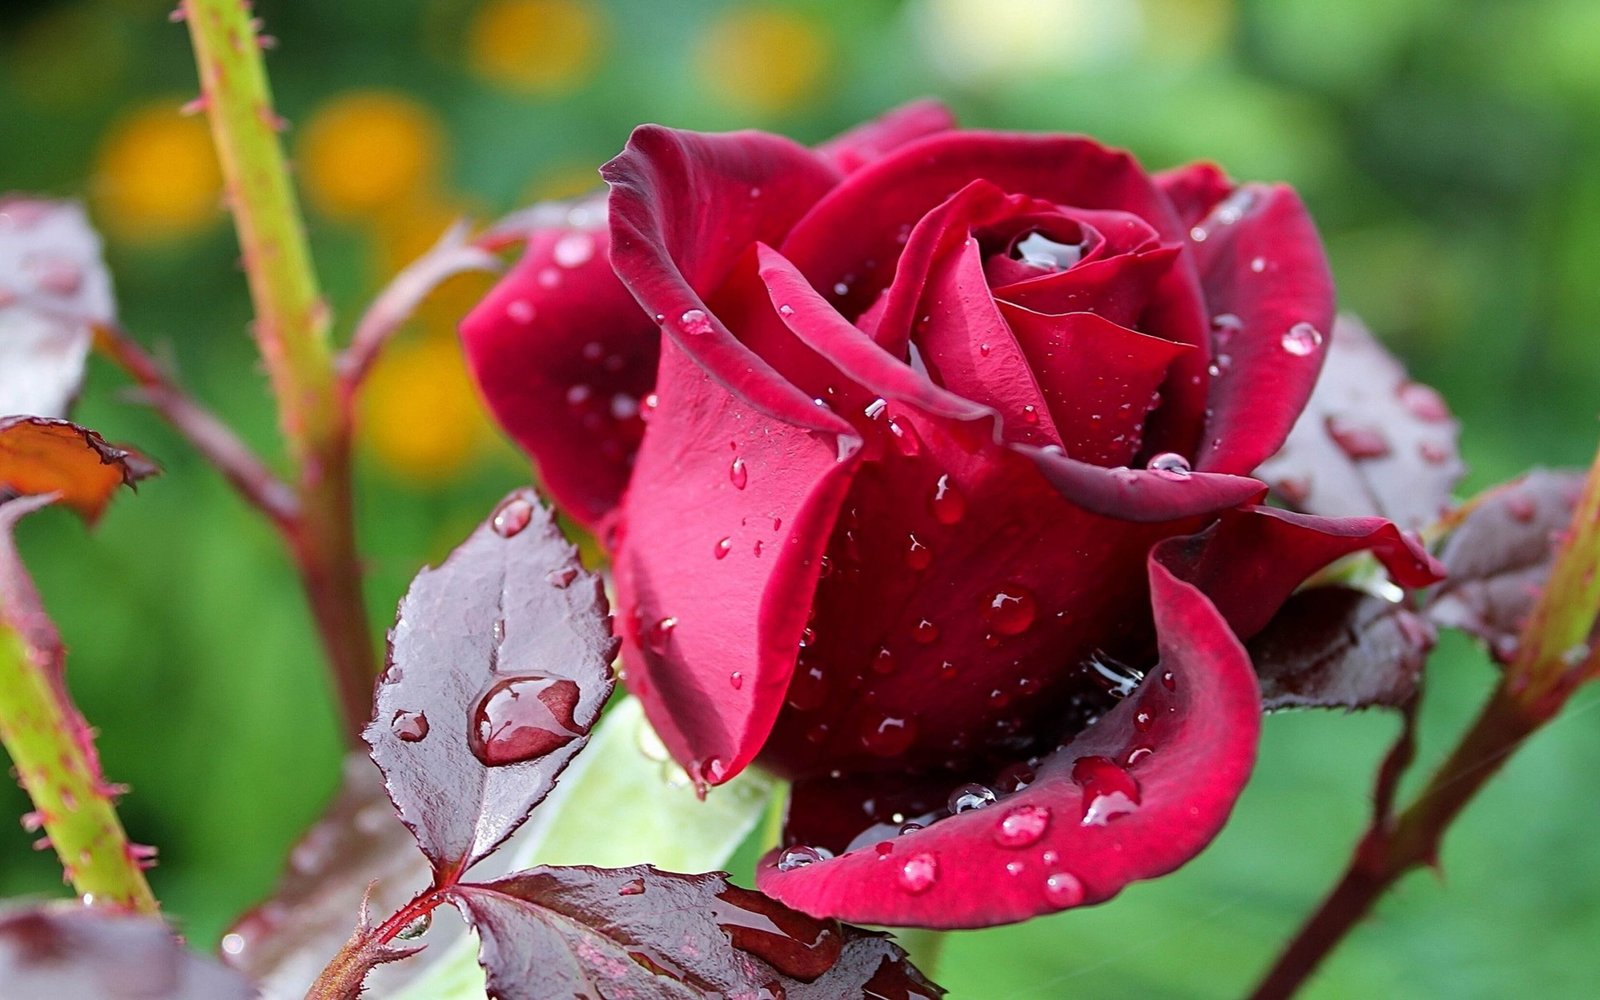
905,534 -> 933,570
1072,755 -> 1142,826
729,457 -> 749,490
930,474 -> 966,524
860,712 -> 916,757
777,844 -> 832,872
1044,871 -> 1085,908
1145,452 -> 1192,480
506,298 -> 536,324
994,804 -> 1051,848
980,585 -> 1037,636
994,761 -> 1035,794
714,537 -> 733,560
897,853 -> 939,894
729,671 -> 743,691
646,617 -> 677,653
552,231 -> 595,268
888,416 -> 923,456
1281,322 -> 1323,357
679,308 -> 714,335
912,618 -> 940,644
947,782 -> 997,814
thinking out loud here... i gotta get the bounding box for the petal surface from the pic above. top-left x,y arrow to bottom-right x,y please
817,99 -> 958,174
756,553 -> 1260,928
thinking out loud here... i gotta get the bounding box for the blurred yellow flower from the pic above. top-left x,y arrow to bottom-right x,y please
92,101 -> 222,243
362,333 -> 493,484
298,91 -> 444,222
696,6 -> 830,114
466,0 -> 603,94
371,195 -> 496,336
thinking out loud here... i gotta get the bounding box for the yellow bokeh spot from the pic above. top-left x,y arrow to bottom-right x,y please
525,162 -> 605,203
371,195 -> 496,335
1139,0 -> 1234,64
696,6 -> 830,114
92,102 -> 222,243
466,0 -> 603,94
363,333 -> 493,484
298,91 -> 444,222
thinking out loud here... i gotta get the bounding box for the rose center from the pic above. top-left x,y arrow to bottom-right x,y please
1009,230 -> 1085,271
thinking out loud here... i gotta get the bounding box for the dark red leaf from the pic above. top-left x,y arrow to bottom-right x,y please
0,416 -> 157,523
1256,314 -> 1463,531
365,489 -> 617,879
1426,469 -> 1584,661
1248,586 -> 1435,710
0,903 -> 254,1000
451,866 -> 943,999
222,754 -> 434,999
0,197 -> 114,418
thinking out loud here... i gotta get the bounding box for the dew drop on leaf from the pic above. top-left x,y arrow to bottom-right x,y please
468,676 -> 584,767
491,497 -> 534,537
391,710 -> 429,742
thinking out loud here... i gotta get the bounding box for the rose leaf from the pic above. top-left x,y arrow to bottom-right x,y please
0,197 -> 115,418
451,866 -> 943,1000
0,903 -> 255,1000
1248,586 -> 1435,711
0,416 -> 158,523
364,489 -> 618,880
1256,314 -> 1463,531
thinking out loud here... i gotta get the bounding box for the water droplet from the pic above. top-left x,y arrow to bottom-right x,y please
1125,746 -> 1154,766
947,783 -> 997,814
1146,452 -> 1192,480
787,665 -> 829,711
1072,755 -> 1142,826
506,298 -> 536,324
391,710 -> 429,742
1327,418 -> 1390,459
979,342 -> 992,357
468,675 -> 584,767
552,231 -> 595,268
1021,404 -> 1040,425
994,761 -> 1035,793
1044,871 -> 1085,908
912,618 -> 940,644
729,671 -> 743,690
1012,230 -> 1084,271
396,912 -> 432,940
1211,313 -> 1243,343
860,712 -> 916,756
871,647 -> 897,675
546,567 -> 578,588
897,853 -> 939,894
491,496 -> 534,537
1161,670 -> 1176,691
980,585 -> 1037,636
777,845 -> 831,872
679,308 -> 714,335
619,877 -> 646,896
905,534 -> 932,570
994,804 -> 1051,848
1250,256 -> 1267,273
641,392 -> 660,420
1134,710 -> 1153,733
931,474 -> 966,524
714,537 -> 733,560
730,457 -> 749,490
833,281 -> 851,297
646,617 -> 677,653
863,397 -> 889,420
887,416 -> 923,456
778,303 -> 795,317
1280,322 -> 1323,357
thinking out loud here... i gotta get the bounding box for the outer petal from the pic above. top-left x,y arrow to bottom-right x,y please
1182,183 -> 1336,474
756,553 -> 1260,928
817,99 -> 958,174
1154,161 -> 1233,230
460,225 -> 654,528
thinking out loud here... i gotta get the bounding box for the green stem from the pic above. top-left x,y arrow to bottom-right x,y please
180,0 -> 376,742
0,539 -> 157,913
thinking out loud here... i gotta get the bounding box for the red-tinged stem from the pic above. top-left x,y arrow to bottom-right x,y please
306,886 -> 447,1000
179,0 -> 376,744
92,324 -> 298,529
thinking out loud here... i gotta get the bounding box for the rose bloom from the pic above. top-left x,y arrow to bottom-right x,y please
461,102 -> 1440,928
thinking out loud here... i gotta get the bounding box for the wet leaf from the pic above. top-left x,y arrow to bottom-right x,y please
1426,469 -> 1584,661
0,416 -> 158,523
0,903 -> 254,1000
365,489 -> 618,878
0,197 -> 114,418
451,866 -> 943,1000
1257,314 -> 1463,531
222,754 -> 434,999
1249,586 -> 1435,710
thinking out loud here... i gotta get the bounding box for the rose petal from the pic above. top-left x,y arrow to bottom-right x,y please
757,553 -> 1260,928
992,246 -> 1180,327
1158,504 -> 1444,640
1155,161 -> 1234,229
460,225 -> 654,528
1182,183 -> 1336,474
613,329 -> 861,788
817,99 -> 958,174
998,306 -> 1190,467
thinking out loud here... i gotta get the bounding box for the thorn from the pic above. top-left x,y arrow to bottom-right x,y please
258,34 -> 278,50
168,4 -> 187,23
180,96 -> 209,116
20,810 -> 47,832
256,107 -> 289,133
32,836 -> 52,852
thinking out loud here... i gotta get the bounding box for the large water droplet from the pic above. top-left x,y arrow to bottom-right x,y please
905,534 -> 932,570
395,912 -> 432,940
994,804 -> 1051,848
947,783 -> 997,814
679,308 -> 714,335
646,617 -> 678,654
1072,755 -> 1142,826
714,537 -> 733,560
912,618 -> 940,644
1145,452 -> 1192,480
1280,322 -> 1323,357
1043,871 -> 1085,908
980,585 -> 1037,636
491,497 -> 534,537
860,712 -> 916,757
897,853 -> 939,894
888,416 -> 923,456
729,457 -> 749,490
994,761 -> 1035,794
1011,230 -> 1084,271
391,710 -> 429,742
930,474 -> 966,524
468,675 -> 584,766
776,844 -> 832,872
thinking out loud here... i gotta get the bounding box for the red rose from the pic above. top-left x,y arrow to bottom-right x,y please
461,102 -> 1441,928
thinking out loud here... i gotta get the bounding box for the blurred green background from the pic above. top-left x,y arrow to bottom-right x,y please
3,0 -> 1599,996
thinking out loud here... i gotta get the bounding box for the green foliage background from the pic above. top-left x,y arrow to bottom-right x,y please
3,0 -> 1599,996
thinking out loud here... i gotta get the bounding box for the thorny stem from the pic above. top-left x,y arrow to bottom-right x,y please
1254,443 -> 1600,999
0,499 -> 157,914
180,0 -> 376,742
307,886 -> 445,1000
